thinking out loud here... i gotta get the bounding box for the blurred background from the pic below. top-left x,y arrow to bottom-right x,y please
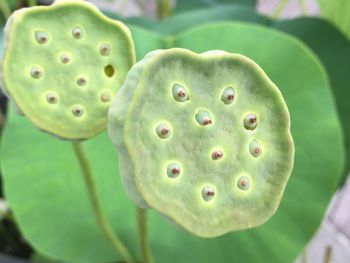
0,0 -> 349,262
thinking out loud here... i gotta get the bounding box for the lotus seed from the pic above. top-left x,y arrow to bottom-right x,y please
172,83 -> 189,102
100,43 -> 111,56
72,27 -> 84,39
166,163 -> 181,178
211,150 -> 223,160
71,105 -> 85,117
100,91 -> 112,102
195,110 -> 213,126
237,176 -> 251,191
77,76 -> 87,86
156,123 -> 171,139
60,54 -> 71,64
46,92 -> 58,104
35,31 -> 48,44
201,185 -> 215,201
30,67 -> 42,79
221,87 -> 235,104
244,113 -> 257,130
249,140 -> 262,158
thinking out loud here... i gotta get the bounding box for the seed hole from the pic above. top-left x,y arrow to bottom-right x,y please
30,66 -> 42,79
167,163 -> 181,178
100,91 -> 112,102
35,31 -> 48,44
104,65 -> 115,78
172,83 -> 189,102
243,113 -> 257,130
46,92 -> 58,104
211,149 -> 223,160
221,87 -> 235,104
201,185 -> 216,201
100,44 -> 111,56
195,110 -> 213,126
237,176 -> 251,191
77,76 -> 87,86
72,27 -> 84,39
71,105 -> 85,117
156,123 -> 171,139
249,140 -> 262,158
60,54 -> 71,64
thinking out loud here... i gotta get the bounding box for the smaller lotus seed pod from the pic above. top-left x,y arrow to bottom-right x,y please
60,54 -> 71,64
100,91 -> 112,103
35,31 -> 48,44
156,123 -> 171,139
211,150 -> 223,160
46,92 -> 58,104
72,26 -> 84,39
172,83 -> 189,102
2,0 -> 135,140
30,66 -> 42,79
244,113 -> 257,130
237,176 -> 251,191
166,163 -> 181,178
221,87 -> 235,104
201,185 -> 216,201
76,76 -> 87,86
71,105 -> 85,117
195,110 -> 213,126
100,43 -> 111,56
249,140 -> 262,158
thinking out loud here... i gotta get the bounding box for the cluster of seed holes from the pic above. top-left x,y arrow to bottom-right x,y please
155,83 -> 266,201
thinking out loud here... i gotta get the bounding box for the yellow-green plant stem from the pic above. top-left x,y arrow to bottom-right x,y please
0,0 -> 11,19
299,0 -> 308,15
72,142 -> 135,263
272,0 -> 289,19
156,0 -> 172,20
137,207 -> 155,263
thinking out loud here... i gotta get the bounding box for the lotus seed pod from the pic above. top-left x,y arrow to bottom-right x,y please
1,0 -> 135,140
108,48 -> 295,237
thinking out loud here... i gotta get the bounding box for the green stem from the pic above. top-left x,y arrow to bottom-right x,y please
27,0 -> 37,7
137,207 -> 155,263
156,0 -> 172,20
271,0 -> 289,19
299,0 -> 308,16
72,142 -> 135,263
0,0 -> 11,19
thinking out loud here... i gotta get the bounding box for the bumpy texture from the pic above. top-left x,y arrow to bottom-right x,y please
108,48 -> 295,237
1,0 -> 135,140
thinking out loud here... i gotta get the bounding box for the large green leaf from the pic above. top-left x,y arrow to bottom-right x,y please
271,17 -> 350,181
317,0 -> 350,41
1,22 -> 344,263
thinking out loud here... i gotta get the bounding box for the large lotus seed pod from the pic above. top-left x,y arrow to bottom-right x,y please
108,48 -> 295,237
1,0 -> 135,140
